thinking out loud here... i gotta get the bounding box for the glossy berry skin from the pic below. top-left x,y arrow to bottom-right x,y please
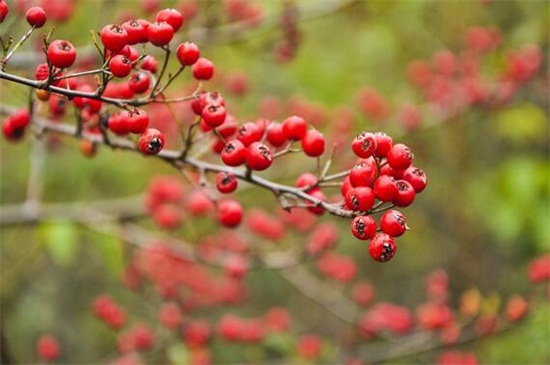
141,56 -> 158,73
352,132 -> 377,158
387,143 -> 414,170
393,180 -> 416,207
108,112 -> 129,135
176,42 -> 200,66
156,8 -> 184,32
122,19 -> 149,44
26,6 -> 47,28
374,132 -> 393,157
109,55 -> 133,78
237,122 -> 262,147
221,140 -> 246,166
100,24 -> 129,52
374,174 -> 398,202
217,200 -> 243,228
266,122 -> 286,147
128,72 -> 150,93
282,116 -> 307,140
301,129 -> 325,157
403,166 -> 428,193
216,172 -> 238,194
351,215 -> 377,240
380,210 -> 407,237
147,22 -> 174,46
138,128 -> 165,155
345,187 -> 375,212
192,58 -> 215,80
369,233 -> 397,262
47,40 -> 76,69
122,109 -> 149,134
202,104 -> 226,128
350,160 -> 377,187
245,142 -> 273,171
0,1 -> 7,23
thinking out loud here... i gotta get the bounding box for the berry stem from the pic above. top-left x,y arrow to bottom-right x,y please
1,26 -> 36,71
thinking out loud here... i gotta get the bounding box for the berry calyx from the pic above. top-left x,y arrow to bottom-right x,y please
109,55 -> 133,78
380,210 -> 407,237
100,24 -> 129,52
352,132 -> 377,158
369,233 -> 397,262
138,128 -> 165,155
245,142 -> 273,171
128,72 -> 151,93
147,21 -> 174,47
47,40 -> 76,69
393,180 -> 416,207
351,215 -> 377,240
387,143 -> 414,170
202,104 -> 227,128
216,172 -> 238,194
122,19 -> 149,45
345,187 -> 375,212
221,140 -> 246,166
403,166 -> 428,193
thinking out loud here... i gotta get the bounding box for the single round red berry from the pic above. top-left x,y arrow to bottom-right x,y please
380,210 -> 407,237
221,140 -> 246,166
237,122 -> 262,147
266,122 -> 287,147
26,6 -> 46,28
373,132 -> 393,157
202,103 -> 226,128
301,129 -> 325,157
351,132 -> 377,158
108,112 -> 130,135
345,187 -> 375,212
217,199 -> 243,228
245,142 -> 273,171
47,40 -> 76,69
122,19 -> 149,44
128,71 -> 151,93
156,8 -> 184,32
216,172 -> 238,194
282,116 -> 307,140
138,128 -> 165,155
122,109 -> 149,134
147,21 -> 174,47
350,159 -> 377,188
141,56 -> 158,73
296,172 -> 318,191
109,55 -> 133,78
0,1 -> 8,23
374,174 -> 398,202
351,215 -> 377,240
403,166 -> 428,193
100,24 -> 129,52
176,42 -> 200,66
369,233 -> 397,262
393,180 -> 416,207
387,143 -> 414,170
192,58 -> 215,80
36,335 -> 60,362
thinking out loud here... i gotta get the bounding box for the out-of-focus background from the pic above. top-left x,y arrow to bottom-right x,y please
1,0 -> 549,364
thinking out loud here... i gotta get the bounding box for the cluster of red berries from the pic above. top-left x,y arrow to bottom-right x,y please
341,131 -> 428,262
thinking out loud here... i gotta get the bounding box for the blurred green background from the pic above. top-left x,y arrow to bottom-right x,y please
1,0 -> 549,364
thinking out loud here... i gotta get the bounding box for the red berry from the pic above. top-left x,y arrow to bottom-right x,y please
297,335 -> 322,359
341,176 -> 353,197
237,122 -> 262,146
122,19 -> 149,44
351,132 -> 377,158
128,71 -> 150,93
393,180 -> 416,207
192,58 -> 215,80
47,40 -> 76,69
0,1 -> 8,23
138,128 -> 165,155
345,187 -> 375,212
183,321 -> 212,348
176,42 -> 200,66
387,143 -> 414,170
374,132 -> 393,157
306,189 -> 326,215
8,109 -> 30,129
156,8 -> 184,32
123,109 -> 149,134
221,140 -> 246,166
282,115 -> 307,140
100,24 -> 129,52
403,166 -> 428,193
374,174 -> 398,202
216,172 -> 238,194
369,233 -> 397,262
109,55 -> 133,78
245,142 -> 273,171
301,129 -> 325,157
380,210 -> 407,237
295,172 -> 318,191
351,215 -> 377,240
217,199 -> 243,228
202,104 -> 226,128
108,112 -> 130,135
266,121 -> 286,147
2,110 -> 29,142
116,45 -> 139,62
141,55 -> 158,73
147,21 -> 174,46
349,159 -> 377,188
26,6 -> 47,28
36,335 -> 60,361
